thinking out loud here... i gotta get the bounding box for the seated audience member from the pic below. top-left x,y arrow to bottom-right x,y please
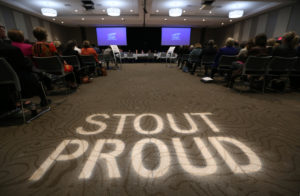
272,31 -> 299,57
63,40 -> 90,83
228,34 -> 269,88
202,40 -> 218,75
7,29 -> 32,57
0,24 -> 11,44
237,39 -> 254,63
188,43 -> 203,75
74,40 -> 81,54
210,37 -> 239,78
247,33 -> 268,56
81,40 -> 98,62
32,27 -> 76,88
273,32 -> 300,89
32,27 -> 57,57
91,43 -> 101,54
53,40 -> 64,55
0,39 -> 50,107
266,38 -> 276,55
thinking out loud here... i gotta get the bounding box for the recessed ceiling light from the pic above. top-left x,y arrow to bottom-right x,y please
209,10 -> 212,14
183,10 -> 186,13
184,18 -> 187,21
107,8 -> 121,16
130,9 -> 133,12
102,9 -> 106,12
202,18 -> 206,22
221,22 -> 224,25
61,21 -> 64,24
229,10 -> 244,18
81,18 -> 85,20
121,18 -> 124,20
156,10 -> 159,13
74,9 -> 78,12
230,19 -> 233,22
164,18 -> 167,21
52,18 -> 56,21
101,18 -> 104,20
169,8 -> 182,17
41,8 -> 57,17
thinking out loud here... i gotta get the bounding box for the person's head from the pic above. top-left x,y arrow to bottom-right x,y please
33,26 -> 47,41
66,40 -> 76,50
0,24 -> 6,39
82,40 -> 90,48
194,43 -> 202,48
207,40 -> 215,47
267,38 -> 276,47
240,41 -> 248,49
7,29 -> 24,43
282,31 -> 300,49
254,33 -> 267,47
246,38 -> 255,50
53,40 -> 62,48
225,37 -> 235,47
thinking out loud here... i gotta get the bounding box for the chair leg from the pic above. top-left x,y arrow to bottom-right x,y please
18,92 -> 26,123
39,82 -> 50,107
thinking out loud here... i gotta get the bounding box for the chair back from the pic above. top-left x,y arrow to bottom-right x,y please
33,56 -> 64,74
62,55 -> 81,69
242,56 -> 271,75
181,54 -> 189,61
218,55 -> 237,70
267,56 -> 297,75
80,55 -> 97,67
201,54 -> 215,65
0,58 -> 21,91
289,57 -> 300,76
127,53 -> 134,58
160,52 -> 167,58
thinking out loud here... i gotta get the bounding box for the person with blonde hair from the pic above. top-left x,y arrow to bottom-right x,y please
210,37 -> 239,78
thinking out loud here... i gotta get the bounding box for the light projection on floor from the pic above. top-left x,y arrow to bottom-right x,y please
29,113 -> 262,181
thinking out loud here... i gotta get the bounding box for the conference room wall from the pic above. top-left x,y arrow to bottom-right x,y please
207,1 -> 300,46
0,3 -> 70,43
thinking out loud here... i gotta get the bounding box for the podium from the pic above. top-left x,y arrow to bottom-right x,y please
110,45 -> 122,70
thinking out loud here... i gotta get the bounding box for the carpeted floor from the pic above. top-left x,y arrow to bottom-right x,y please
0,63 -> 300,196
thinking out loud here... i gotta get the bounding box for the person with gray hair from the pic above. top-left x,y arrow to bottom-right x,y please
210,37 -> 239,78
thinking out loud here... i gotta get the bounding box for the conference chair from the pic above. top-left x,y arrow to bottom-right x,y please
33,56 -> 77,92
218,55 -> 237,72
180,54 -> 190,69
80,55 -> 99,75
290,57 -> 300,76
240,56 -> 272,92
188,54 -> 202,74
201,54 -> 216,75
0,58 -> 50,123
265,56 -> 297,91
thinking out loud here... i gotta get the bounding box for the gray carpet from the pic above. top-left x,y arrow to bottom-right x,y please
0,63 -> 300,196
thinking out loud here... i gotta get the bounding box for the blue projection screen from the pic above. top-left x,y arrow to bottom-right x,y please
96,27 -> 127,46
161,28 -> 191,46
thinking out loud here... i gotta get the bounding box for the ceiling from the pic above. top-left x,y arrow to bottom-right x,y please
0,0 -> 297,27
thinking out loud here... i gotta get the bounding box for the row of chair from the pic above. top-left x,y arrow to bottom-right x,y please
0,54 -> 99,124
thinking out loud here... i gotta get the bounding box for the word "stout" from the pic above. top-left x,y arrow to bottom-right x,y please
29,113 -> 262,181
